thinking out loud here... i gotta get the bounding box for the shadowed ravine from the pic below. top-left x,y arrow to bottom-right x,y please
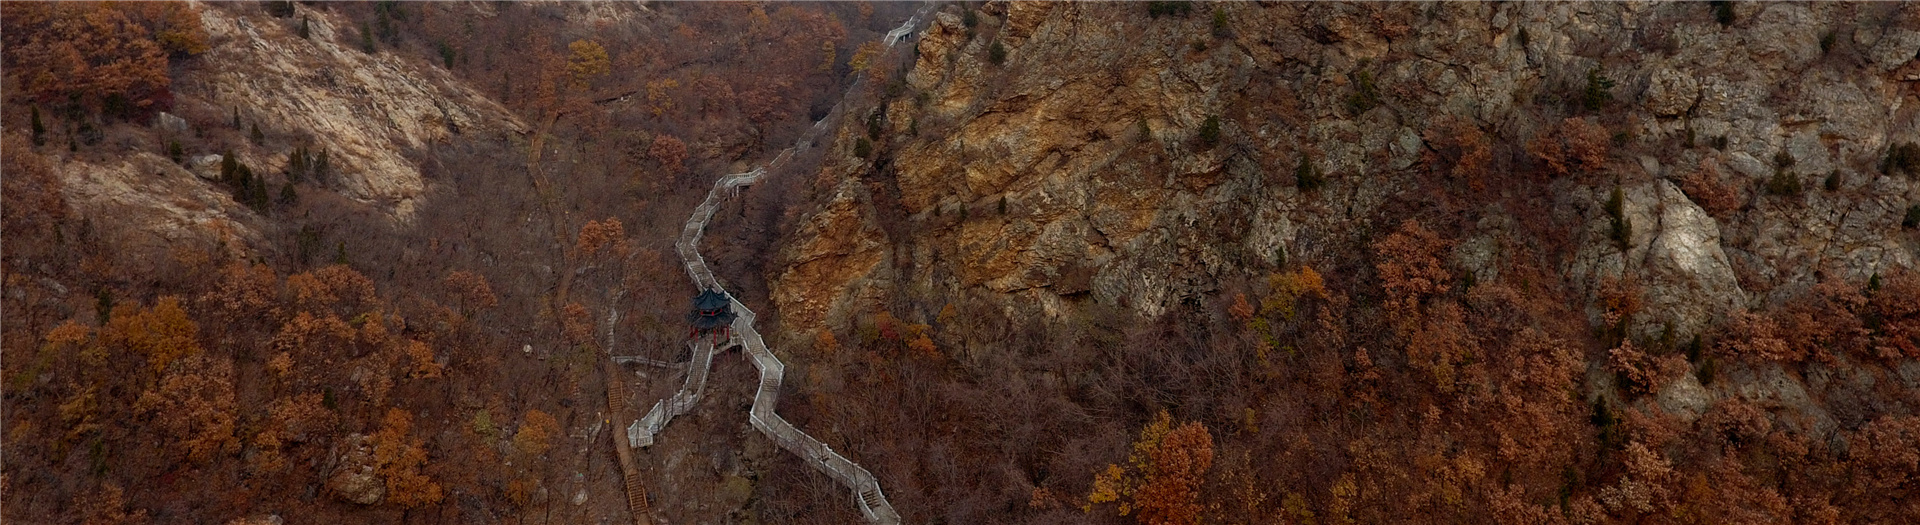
612,9 -> 929,524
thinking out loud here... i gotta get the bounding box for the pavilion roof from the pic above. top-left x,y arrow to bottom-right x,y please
694,289 -> 732,311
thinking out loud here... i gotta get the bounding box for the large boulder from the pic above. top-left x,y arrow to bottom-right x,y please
327,433 -> 385,505
1637,180 -> 1747,339
1643,68 -> 1699,117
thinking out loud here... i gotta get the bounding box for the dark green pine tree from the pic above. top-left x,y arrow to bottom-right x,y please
30,105 -> 46,146
220,151 -> 239,183
287,146 -> 308,183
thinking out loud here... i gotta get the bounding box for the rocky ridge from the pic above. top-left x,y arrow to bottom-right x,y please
771,2 -> 1920,434
778,1 -> 1920,340
50,3 -> 524,265
186,4 -> 526,217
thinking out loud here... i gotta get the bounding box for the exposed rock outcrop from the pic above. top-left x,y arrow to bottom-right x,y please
188,5 -> 525,218
327,433 -> 384,505
49,4 -> 526,263
776,1 -> 1920,338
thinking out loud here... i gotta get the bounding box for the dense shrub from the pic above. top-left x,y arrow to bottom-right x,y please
1606,186 -> 1633,250
1345,70 -> 1381,114
1146,1 -> 1193,18
30,106 -> 46,146
1527,117 -> 1611,178
1294,153 -> 1324,192
1766,170 -> 1802,197
0,2 -> 208,117
1680,159 -> 1741,216
1197,115 -> 1221,148
1884,142 -> 1920,176
1582,67 -> 1615,112
1718,310 -> 1797,362
264,1 -> 295,18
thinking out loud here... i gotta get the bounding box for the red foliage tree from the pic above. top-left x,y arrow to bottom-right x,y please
1134,419 -> 1214,525
1607,339 -> 1687,395
1717,310 -> 1798,363
1086,411 -> 1215,525
1372,219 -> 1451,329
648,133 -> 689,174
444,270 -> 498,315
1868,269 -> 1920,360
1423,117 -> 1492,190
1526,117 -> 1610,178
1680,157 -> 1742,217
0,133 -> 66,244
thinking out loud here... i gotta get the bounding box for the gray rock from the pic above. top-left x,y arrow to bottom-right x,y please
1390,127 -> 1422,170
153,112 -> 190,134
1638,180 -> 1746,339
327,433 -> 385,505
1719,362 -> 1837,437
188,154 -> 225,180
1747,4 -> 1822,71
1655,372 -> 1712,423
1643,68 -> 1699,117
1726,151 -> 1770,180
35,277 -> 67,297
1899,360 -> 1920,391
1867,28 -> 1920,72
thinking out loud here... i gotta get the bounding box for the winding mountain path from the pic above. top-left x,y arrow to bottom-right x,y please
620,10 -> 928,525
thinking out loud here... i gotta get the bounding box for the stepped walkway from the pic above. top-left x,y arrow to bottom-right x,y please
615,10 -> 928,525
604,358 -> 653,525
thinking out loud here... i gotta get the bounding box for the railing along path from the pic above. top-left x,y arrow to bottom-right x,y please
618,10 -> 929,525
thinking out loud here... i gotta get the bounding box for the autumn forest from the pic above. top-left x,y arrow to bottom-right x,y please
5,2 -> 1920,525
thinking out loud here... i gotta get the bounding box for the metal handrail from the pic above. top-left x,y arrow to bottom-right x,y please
625,10 -> 929,523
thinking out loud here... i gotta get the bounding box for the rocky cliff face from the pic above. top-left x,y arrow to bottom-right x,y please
49,3 -> 523,263
776,1 -> 1920,343
187,5 -> 525,217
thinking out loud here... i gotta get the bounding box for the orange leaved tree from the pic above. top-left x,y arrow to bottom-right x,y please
373,408 -> 443,508
1087,411 -> 1216,525
0,1 -> 208,116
